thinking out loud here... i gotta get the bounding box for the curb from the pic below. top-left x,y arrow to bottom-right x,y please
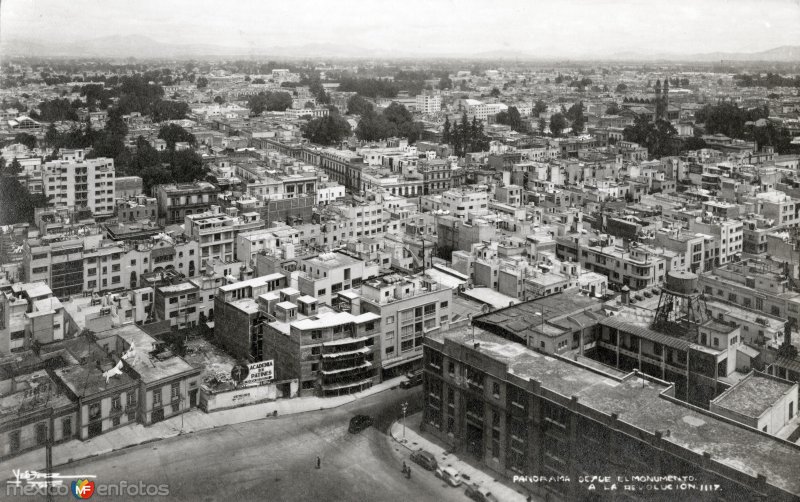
21,382 -> 405,472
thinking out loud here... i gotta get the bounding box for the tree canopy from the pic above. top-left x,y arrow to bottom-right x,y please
549,113 -> 568,137
247,91 -> 293,115
302,113 -> 352,146
158,124 -> 197,150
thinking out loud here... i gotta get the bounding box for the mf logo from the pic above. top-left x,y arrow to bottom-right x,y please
71,479 -> 95,499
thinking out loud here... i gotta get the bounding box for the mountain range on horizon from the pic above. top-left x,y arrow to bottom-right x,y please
2,34 -> 800,62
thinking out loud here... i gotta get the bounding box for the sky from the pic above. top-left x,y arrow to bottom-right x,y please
2,0 -> 800,57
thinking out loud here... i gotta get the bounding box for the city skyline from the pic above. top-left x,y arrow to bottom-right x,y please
2,0 -> 800,59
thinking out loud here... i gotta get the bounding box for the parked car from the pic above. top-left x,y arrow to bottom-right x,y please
348,414 -> 373,434
434,466 -> 462,487
409,449 -> 438,471
400,369 -> 423,389
465,483 -> 499,502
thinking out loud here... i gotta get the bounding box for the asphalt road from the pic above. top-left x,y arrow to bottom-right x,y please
5,385 -> 471,502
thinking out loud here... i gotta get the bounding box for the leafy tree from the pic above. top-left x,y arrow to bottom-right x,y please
33,98 -> 79,121
302,114 -> 352,145
151,100 -> 190,122
442,117 -> 451,144
538,117 -> 547,135
533,100 -> 547,117
489,87 -> 501,98
696,102 -> 768,140
605,102 -> 621,115
438,76 -> 453,90
247,91 -> 293,115
346,95 -> 374,116
615,83 -> 628,93
549,113 -> 567,137
566,102 -> 585,134
158,124 -> 196,150
623,115 -> 678,157
196,77 -> 209,89
214,95 -> 225,104
681,136 -> 707,152
44,123 -> 61,148
495,106 -> 525,133
14,133 -> 37,150
168,149 -> 206,183
252,78 -> 266,84
338,78 -> 398,99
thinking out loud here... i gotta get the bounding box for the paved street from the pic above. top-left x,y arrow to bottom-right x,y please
4,386 -> 471,502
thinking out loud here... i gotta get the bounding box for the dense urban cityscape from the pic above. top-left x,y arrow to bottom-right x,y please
1,1 -> 800,501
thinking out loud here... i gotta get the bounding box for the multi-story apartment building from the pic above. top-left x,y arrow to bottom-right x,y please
261,292 -> 381,396
355,274 -> 453,380
462,99 -> 488,120
422,326 -> 800,502
756,191 -> 799,227
183,208 -> 238,264
700,258 -> 800,325
555,233 -> 667,290
651,228 -> 707,273
688,217 -> 743,267
415,92 -> 441,114
422,188 -> 490,220
115,194 -> 158,222
154,182 -> 219,226
42,150 -> 116,218
153,281 -> 200,330
418,159 -> 452,195
316,200 -> 387,249
296,251 -> 379,306
213,273 -> 288,361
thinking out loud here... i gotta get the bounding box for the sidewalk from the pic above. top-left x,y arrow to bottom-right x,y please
1,375 -> 406,474
390,414 -> 531,502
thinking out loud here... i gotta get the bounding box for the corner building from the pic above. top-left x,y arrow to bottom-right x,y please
422,326 -> 800,501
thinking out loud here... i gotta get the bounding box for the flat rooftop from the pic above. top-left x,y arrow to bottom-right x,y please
100,324 -> 198,384
476,293 -> 605,341
431,327 -> 800,496
711,372 -> 797,419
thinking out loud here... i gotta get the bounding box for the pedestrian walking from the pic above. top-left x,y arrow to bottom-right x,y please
316,456 -> 321,469
407,467 -> 411,480
402,461 -> 407,474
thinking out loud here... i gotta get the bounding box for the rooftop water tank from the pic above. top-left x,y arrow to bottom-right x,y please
665,270 -> 698,295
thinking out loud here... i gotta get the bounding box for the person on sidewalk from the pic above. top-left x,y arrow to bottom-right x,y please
316,456 -> 321,469
402,461 -> 407,474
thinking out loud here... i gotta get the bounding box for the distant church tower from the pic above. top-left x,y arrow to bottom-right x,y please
654,78 -> 669,121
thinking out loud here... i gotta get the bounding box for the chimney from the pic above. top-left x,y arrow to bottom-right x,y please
621,286 -> 630,305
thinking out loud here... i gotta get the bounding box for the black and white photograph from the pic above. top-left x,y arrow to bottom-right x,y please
1,0 -> 800,500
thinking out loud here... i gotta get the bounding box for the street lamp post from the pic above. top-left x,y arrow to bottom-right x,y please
401,401 -> 408,439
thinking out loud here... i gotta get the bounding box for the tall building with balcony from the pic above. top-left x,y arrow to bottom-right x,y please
353,274 -> 453,380
261,292 -> 381,396
183,208 -> 238,264
42,150 -> 116,218
154,182 -> 219,226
